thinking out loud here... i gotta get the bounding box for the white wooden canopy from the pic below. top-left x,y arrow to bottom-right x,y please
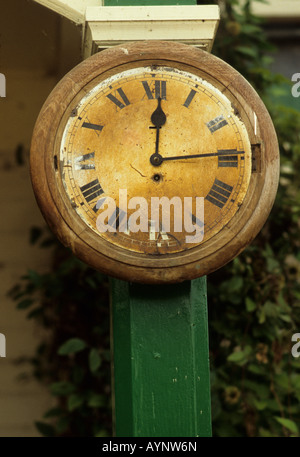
32,1 -> 220,58
83,5 -> 220,57
33,0 -> 101,24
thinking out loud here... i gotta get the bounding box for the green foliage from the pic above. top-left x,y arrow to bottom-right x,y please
206,0 -> 300,437
8,0 -> 300,437
9,233 -> 112,437
211,0 -> 281,94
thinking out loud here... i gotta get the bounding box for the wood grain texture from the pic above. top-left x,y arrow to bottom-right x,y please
30,41 -> 279,283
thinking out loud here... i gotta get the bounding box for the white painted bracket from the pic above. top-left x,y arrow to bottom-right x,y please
83,5 -> 220,58
32,2 -> 219,58
32,0 -> 102,25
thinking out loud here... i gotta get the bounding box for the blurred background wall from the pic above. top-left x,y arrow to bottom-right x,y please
0,0 -> 81,437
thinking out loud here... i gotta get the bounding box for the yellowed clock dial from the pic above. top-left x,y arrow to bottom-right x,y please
60,66 -> 251,255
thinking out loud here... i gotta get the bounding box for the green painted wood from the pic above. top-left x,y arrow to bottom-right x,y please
111,278 -> 211,437
107,0 -> 211,438
105,1 -> 196,5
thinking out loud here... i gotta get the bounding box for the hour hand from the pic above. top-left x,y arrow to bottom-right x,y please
150,98 -> 166,166
150,97 -> 166,129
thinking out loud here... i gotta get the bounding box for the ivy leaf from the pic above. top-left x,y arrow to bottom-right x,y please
88,394 -> 105,408
89,348 -> 102,373
35,421 -> 55,437
241,24 -> 262,35
257,308 -> 266,324
245,297 -> 256,312
26,307 -> 43,319
227,346 -> 252,365
43,407 -> 63,419
247,363 -> 266,375
29,226 -> 43,245
27,269 -> 42,287
236,46 -> 258,59
275,417 -> 299,435
253,399 -> 267,411
16,298 -> 33,309
68,394 -> 85,412
278,311 -> 292,322
56,416 -> 70,435
50,381 -> 75,396
58,338 -> 87,355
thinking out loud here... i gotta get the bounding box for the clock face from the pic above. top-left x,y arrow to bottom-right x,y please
59,66 -> 251,256
31,41 -> 279,283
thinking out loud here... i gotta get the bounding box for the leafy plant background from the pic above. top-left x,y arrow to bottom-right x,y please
9,0 -> 300,437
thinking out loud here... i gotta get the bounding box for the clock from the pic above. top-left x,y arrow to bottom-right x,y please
30,41 -> 279,284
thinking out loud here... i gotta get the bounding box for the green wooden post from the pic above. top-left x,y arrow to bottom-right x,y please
105,0 -> 212,438
110,278 -> 211,437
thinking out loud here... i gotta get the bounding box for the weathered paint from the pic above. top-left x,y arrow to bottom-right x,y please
111,277 -> 211,437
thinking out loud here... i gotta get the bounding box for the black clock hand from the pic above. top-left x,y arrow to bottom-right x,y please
150,98 -> 166,166
151,97 -> 166,130
151,150 -> 244,166
163,150 -> 244,161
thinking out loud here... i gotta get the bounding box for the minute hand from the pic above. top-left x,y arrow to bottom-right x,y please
162,149 -> 244,161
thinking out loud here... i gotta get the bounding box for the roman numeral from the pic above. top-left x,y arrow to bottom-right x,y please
205,179 -> 233,209
217,149 -> 239,168
183,89 -> 196,108
106,88 -> 130,109
142,80 -> 167,100
82,122 -> 103,132
80,179 -> 104,203
74,152 -> 95,170
206,115 -> 228,133
92,196 -> 106,213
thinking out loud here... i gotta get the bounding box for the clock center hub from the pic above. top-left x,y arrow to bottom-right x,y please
150,153 -> 163,167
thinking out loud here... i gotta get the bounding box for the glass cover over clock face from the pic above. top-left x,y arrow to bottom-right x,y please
59,66 -> 251,256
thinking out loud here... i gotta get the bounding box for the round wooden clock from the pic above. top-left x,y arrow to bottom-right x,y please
30,41 -> 279,284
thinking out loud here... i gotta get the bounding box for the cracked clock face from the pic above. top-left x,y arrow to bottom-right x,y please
59,66 -> 251,255
30,41 -> 279,283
